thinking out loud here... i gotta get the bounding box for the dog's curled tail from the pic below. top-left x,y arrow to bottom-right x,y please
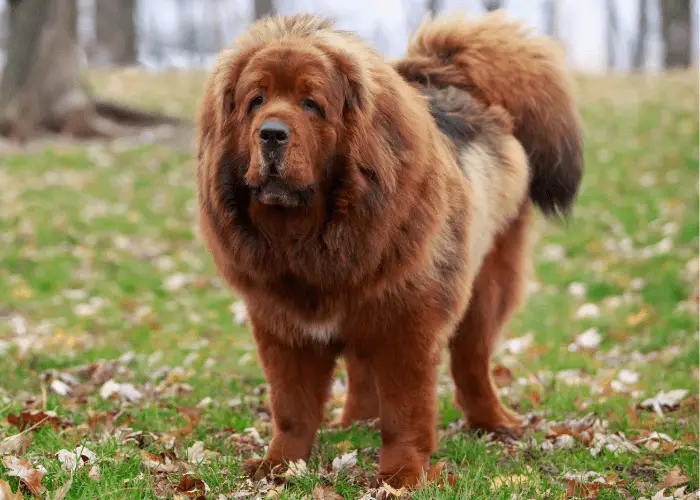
394,10 -> 584,217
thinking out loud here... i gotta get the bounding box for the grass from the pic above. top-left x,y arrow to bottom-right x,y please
0,69 -> 697,499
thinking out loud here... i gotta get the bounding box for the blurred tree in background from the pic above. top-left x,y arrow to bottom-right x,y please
255,0 -> 275,19
483,0 -> 505,10
660,0 -> 692,68
0,0 -> 695,142
0,0 -> 179,140
94,0 -> 138,66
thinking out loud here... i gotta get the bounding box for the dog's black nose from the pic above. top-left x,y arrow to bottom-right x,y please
259,120 -> 290,146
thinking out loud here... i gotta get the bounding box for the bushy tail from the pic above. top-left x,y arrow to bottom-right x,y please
394,10 -> 584,217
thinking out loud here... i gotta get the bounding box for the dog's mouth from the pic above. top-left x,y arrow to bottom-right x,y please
251,177 -> 313,209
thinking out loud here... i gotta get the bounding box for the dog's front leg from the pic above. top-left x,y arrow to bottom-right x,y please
244,319 -> 338,479
357,320 -> 441,488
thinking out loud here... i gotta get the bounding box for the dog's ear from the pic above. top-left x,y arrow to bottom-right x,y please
212,47 -> 257,135
321,43 -> 376,114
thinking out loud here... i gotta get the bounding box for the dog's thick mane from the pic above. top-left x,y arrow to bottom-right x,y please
196,14 -> 452,301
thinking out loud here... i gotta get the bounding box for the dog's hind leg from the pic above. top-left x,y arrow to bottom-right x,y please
448,203 -> 531,431
339,349 -> 380,426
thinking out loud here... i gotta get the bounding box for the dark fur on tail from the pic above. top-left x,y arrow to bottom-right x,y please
394,11 -> 584,216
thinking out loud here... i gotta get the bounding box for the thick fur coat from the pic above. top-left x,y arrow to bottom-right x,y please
196,11 -> 583,487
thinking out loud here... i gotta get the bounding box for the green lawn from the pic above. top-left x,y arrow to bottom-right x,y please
0,70 -> 697,499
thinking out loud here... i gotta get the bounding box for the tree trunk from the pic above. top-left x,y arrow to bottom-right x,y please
632,0 -> 648,71
427,0 -> 442,14
660,0 -> 692,68
606,0 -> 619,71
0,0 -> 181,141
483,0 -> 505,11
94,0 -> 138,66
63,0 -> 78,42
543,0 -> 560,40
254,0 -> 275,20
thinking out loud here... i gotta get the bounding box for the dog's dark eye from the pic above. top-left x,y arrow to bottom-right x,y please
248,95 -> 265,114
301,98 -> 324,118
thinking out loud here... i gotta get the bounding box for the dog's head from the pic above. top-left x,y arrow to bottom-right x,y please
202,15 -> 377,216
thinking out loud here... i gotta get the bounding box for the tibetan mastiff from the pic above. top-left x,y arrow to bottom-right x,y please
196,11 -> 583,487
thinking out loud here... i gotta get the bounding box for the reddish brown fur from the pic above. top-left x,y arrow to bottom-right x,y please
196,11 -> 582,488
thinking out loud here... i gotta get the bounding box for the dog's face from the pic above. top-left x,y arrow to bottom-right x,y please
224,45 -> 348,210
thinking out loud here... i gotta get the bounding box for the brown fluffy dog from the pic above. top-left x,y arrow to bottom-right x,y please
196,11 -> 583,487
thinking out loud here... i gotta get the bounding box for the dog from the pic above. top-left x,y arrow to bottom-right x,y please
195,11 -> 583,487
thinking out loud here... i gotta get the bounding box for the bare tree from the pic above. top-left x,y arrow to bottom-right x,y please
0,0 -> 181,141
483,0 -> 506,11
427,0 -> 442,14
543,0 -> 560,40
660,0 -> 692,68
632,0 -> 649,71
94,0 -> 138,66
64,0 -> 77,41
605,0 -> 619,71
255,0 -> 275,20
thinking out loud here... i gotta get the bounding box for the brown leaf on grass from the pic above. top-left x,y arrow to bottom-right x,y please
492,365 -> 514,387
224,432 -> 265,456
56,446 -> 97,472
175,474 -> 208,499
187,441 -> 219,464
661,465 -> 689,489
0,479 -> 23,499
563,471 -> 625,499
626,308 -> 650,326
140,450 -> 183,474
52,475 -> 73,500
0,435 -> 31,456
490,474 -> 530,491
639,390 -> 689,418
313,485 -> 344,500
527,390 -> 542,406
177,406 -> 202,425
648,486 -> 698,500
1,456 -> 46,496
335,440 -> 353,453
88,464 -> 101,482
7,411 -> 62,432
425,461 -> 457,487
378,483 -> 406,498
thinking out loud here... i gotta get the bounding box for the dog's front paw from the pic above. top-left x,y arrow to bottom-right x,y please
243,458 -> 283,481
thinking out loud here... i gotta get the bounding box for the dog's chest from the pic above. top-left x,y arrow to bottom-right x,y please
296,317 -> 340,343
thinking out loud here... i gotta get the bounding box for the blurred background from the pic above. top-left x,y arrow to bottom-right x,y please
0,0 -> 698,74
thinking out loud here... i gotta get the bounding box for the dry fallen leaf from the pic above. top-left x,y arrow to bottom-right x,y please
56,446 -> 97,472
99,380 -> 143,403
639,389 -> 689,418
0,435 -> 30,456
379,483 -> 406,498
313,485 -> 343,500
490,474 -> 530,491
282,459 -> 307,478
492,365 -> 514,387
187,441 -> 219,464
7,411 -> 62,432
140,450 -> 181,473
175,474 -> 209,499
0,479 -> 23,500
647,486 -> 698,500
332,451 -> 357,473
1,456 -> 46,496
568,328 -> 602,352
53,475 -> 73,500
661,465 -> 690,489
88,464 -> 101,481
